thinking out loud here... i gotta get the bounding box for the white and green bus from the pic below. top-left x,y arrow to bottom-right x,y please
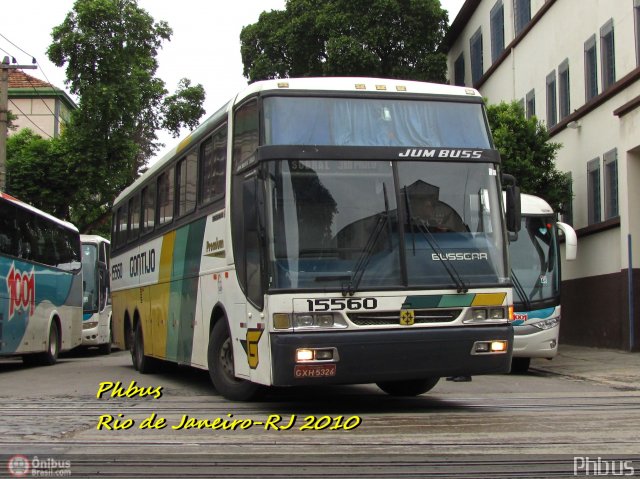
110,78 -> 520,400
81,235 -> 112,354
0,192 -> 82,365
509,194 -> 577,372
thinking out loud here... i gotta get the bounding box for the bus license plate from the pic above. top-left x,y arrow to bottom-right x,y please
294,364 -> 337,379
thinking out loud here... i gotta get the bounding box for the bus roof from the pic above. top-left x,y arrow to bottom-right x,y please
80,234 -> 110,245
114,78 -> 482,206
520,193 -> 554,216
0,191 -> 79,232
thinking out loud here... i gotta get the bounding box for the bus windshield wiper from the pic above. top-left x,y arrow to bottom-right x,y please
404,188 -> 468,294
511,269 -> 532,311
343,184 -> 391,297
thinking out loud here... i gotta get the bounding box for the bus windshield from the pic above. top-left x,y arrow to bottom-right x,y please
264,96 -> 491,148
510,215 -> 559,305
266,159 -> 508,291
82,243 -> 99,313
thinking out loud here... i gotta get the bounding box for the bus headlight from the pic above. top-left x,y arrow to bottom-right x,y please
463,307 -> 509,324
83,321 -> 99,330
531,317 -> 560,330
273,313 -> 348,330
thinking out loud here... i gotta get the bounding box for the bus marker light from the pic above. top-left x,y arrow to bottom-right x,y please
273,314 -> 291,330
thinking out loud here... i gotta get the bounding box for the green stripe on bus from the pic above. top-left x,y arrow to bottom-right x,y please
438,294 -> 475,307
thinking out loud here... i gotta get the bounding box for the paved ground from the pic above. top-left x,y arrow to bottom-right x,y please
531,344 -> 640,390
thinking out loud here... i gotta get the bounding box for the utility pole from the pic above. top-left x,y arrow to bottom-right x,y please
0,56 -> 37,192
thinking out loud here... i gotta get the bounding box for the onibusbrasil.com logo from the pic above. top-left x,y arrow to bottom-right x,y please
7,455 -> 71,477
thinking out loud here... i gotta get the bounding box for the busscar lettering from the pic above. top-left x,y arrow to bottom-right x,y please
431,252 -> 489,261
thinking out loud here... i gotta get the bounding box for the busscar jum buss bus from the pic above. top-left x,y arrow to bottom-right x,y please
0,192 -> 82,365
80,235 -> 113,354
111,78 -> 521,400
509,194 -> 577,372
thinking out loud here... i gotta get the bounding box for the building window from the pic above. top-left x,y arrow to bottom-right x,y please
635,0 -> 640,66
470,28 -> 483,85
558,60 -> 570,120
514,0 -> 531,36
525,89 -> 535,119
454,53 -> 465,86
490,1 -> 505,63
600,19 -> 616,90
560,172 -> 573,226
603,148 -> 618,219
584,35 -> 598,101
587,158 -> 601,225
546,70 -> 557,128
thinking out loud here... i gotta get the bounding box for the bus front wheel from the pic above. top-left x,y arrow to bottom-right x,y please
376,377 -> 440,396
207,319 -> 263,401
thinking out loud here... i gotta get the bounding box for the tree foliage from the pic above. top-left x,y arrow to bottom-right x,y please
13,0 -> 209,233
240,0 -> 449,82
486,101 -> 572,214
6,129 -> 78,219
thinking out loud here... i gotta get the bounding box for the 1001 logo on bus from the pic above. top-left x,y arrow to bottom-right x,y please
6,263 -> 35,318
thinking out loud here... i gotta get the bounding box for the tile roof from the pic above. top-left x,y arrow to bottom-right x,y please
8,70 -> 54,89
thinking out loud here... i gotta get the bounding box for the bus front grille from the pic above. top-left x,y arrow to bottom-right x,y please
347,309 -> 462,326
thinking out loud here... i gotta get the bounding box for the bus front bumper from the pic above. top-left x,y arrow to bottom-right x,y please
512,324 -> 559,359
270,325 -> 513,387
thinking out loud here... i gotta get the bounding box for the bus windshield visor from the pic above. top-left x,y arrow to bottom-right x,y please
510,216 -> 560,304
265,160 -> 509,291
263,97 -> 491,148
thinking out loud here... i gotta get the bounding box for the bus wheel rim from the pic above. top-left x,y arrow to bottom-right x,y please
219,338 -> 235,380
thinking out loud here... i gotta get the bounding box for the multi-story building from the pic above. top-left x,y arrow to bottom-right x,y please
444,0 -> 640,350
8,70 -> 76,139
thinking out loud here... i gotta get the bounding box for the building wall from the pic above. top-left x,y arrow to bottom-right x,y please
9,96 -> 72,139
446,0 -> 640,349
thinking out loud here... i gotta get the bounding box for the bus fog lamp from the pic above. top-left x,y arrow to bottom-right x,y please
296,349 -> 314,361
490,340 -> 507,352
315,349 -> 334,360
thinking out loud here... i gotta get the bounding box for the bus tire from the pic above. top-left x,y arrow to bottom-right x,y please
132,321 -> 154,373
511,357 -> 531,374
376,377 -> 440,396
24,321 -> 60,366
207,319 -> 263,401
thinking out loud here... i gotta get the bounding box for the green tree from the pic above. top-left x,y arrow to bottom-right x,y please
240,0 -> 449,82
486,100 -> 572,214
6,129 -> 77,219
41,0 -> 205,232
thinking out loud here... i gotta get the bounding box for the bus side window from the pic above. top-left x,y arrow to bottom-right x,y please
200,124 -> 227,205
157,168 -> 174,225
128,195 -> 141,242
141,184 -> 156,234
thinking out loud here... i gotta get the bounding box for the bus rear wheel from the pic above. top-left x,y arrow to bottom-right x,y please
376,377 -> 440,396
208,319 -> 263,401
24,321 -> 60,366
131,321 -> 154,373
